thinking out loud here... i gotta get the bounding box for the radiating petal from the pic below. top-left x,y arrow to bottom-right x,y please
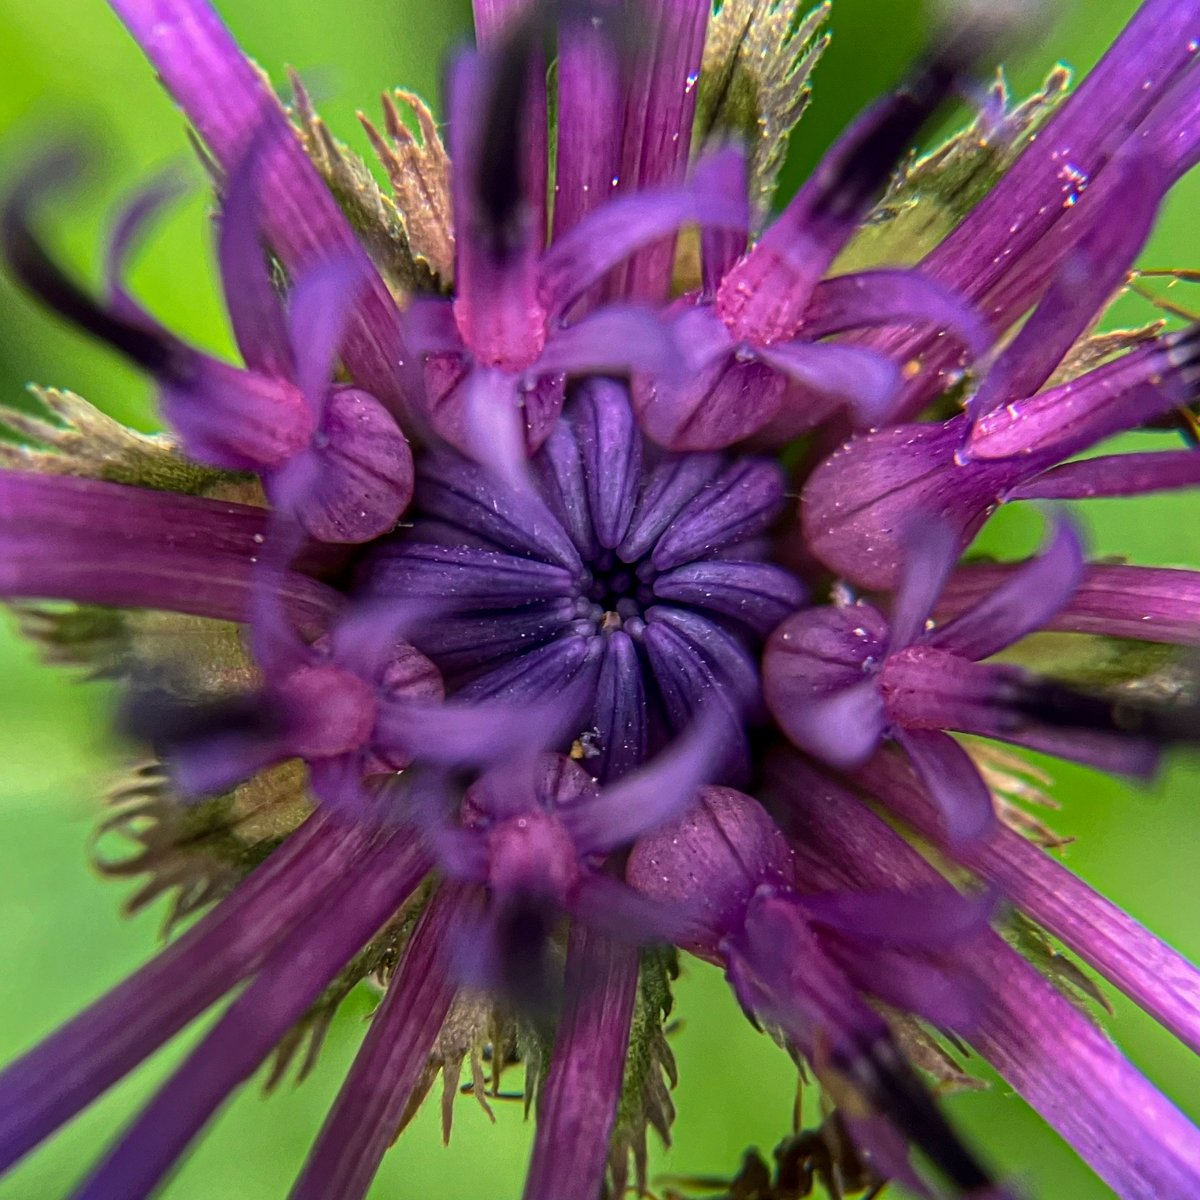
72,830 -> 429,1200
289,884 -> 470,1200
590,630 -> 649,783
653,560 -> 807,638
0,815 -> 371,1174
652,458 -> 786,570
571,378 -> 642,549
366,543 -> 576,608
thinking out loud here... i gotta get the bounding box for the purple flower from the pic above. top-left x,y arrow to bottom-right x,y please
2,1 -> 1200,1199
764,515 -> 1161,842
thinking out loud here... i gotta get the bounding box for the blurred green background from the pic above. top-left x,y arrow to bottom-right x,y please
0,0 -> 1197,1197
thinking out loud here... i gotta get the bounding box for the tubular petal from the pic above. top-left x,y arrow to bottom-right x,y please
107,0 -> 415,416
855,750 -> 1200,1058
522,926 -> 640,1200
289,884 -> 472,1200
938,562 -> 1200,645
72,830 -> 430,1200
0,814 -> 371,1173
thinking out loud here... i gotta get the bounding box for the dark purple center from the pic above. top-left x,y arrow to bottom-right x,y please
362,379 -> 805,780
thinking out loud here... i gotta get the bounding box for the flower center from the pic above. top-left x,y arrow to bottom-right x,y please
362,380 -> 805,780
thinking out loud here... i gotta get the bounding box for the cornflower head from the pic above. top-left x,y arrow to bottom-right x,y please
0,1 -> 1199,1198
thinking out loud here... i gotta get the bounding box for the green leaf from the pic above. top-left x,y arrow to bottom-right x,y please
1,386 -> 229,495
835,66 -> 1071,271
695,1 -> 831,223
607,946 -> 680,1197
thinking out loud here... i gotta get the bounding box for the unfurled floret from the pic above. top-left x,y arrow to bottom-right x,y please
3,0 -> 1200,1198
765,516 -> 1163,841
3,148 -> 414,542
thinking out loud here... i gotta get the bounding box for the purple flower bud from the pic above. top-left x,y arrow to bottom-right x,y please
626,786 -> 793,958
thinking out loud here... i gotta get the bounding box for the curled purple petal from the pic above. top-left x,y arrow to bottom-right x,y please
930,515 -> 1085,660
893,727 -> 996,846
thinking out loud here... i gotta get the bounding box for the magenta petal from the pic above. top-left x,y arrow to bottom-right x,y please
461,368 -> 538,495
446,50 -> 547,371
287,257 -> 367,414
965,334 -> 1193,462
168,725 -> 287,799
789,751 -> 1200,1200
888,518 -> 962,651
108,0 -> 414,416
802,418 -> 1016,589
404,296 -> 463,356
552,12 -> 622,242
970,935 -> 1200,1200
930,516 -> 1085,660
216,139 -> 294,378
922,0 -> 1200,324
764,604 -> 890,768
521,926 -> 639,1200
289,884 -> 468,1200
540,146 -> 749,315
797,885 -> 997,951
968,151 -> 1169,421
0,814 -> 371,1174
563,712 -> 723,856
72,830 -> 429,1200
780,676 -> 887,771
270,387 -> 414,544
537,304 -> 684,380
0,472 -> 338,635
893,728 -> 995,845
940,562 -> 1200,647
1012,449 -> 1200,501
757,340 -> 901,427
161,358 -> 314,473
604,0 -> 709,302
803,269 -> 991,360
996,723 -> 1160,781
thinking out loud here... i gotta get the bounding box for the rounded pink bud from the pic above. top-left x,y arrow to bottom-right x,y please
626,786 -> 794,959
278,664 -> 379,759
